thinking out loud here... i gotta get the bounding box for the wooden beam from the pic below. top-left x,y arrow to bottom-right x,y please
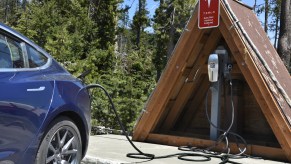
219,3 -> 291,161
146,133 -> 287,161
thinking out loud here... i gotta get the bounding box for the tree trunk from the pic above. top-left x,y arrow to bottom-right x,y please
274,14 -> 279,49
136,0 -> 142,49
254,0 -> 257,10
264,0 -> 269,33
278,0 -> 291,72
167,7 -> 175,59
22,0 -> 27,11
5,0 -> 8,23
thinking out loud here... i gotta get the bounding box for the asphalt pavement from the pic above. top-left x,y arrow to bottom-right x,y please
81,134 -> 288,164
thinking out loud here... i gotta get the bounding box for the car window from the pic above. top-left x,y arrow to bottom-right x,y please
0,34 -> 24,68
26,45 -> 48,68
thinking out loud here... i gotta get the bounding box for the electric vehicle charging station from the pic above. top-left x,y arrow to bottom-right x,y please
133,0 -> 291,162
208,46 -> 231,140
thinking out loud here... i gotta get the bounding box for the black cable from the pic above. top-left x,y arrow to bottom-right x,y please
81,80 -> 248,163
82,84 -> 216,162
203,73 -> 248,162
81,84 -> 155,159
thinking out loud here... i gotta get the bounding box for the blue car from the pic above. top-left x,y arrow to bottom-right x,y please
0,23 -> 91,164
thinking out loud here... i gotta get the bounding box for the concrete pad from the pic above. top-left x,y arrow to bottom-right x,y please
82,135 -> 287,164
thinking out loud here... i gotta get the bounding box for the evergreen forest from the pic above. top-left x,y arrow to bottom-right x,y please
0,0 -> 290,133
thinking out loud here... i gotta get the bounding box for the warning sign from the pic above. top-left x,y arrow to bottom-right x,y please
198,0 -> 220,29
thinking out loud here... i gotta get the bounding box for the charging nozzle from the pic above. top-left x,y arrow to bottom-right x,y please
208,54 -> 219,82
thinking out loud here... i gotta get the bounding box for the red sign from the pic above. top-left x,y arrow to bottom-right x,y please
198,0 -> 220,29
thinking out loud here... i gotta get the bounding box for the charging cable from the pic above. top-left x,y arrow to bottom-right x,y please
82,84 -> 214,162
81,79 -> 251,163
202,72 -> 250,163
81,84 -> 154,159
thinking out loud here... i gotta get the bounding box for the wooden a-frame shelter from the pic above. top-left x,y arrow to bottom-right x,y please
133,0 -> 291,161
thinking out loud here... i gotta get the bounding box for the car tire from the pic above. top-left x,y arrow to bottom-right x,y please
35,116 -> 82,164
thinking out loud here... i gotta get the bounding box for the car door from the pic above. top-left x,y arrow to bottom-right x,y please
0,33 -> 54,162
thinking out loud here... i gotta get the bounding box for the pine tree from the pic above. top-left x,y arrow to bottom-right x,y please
269,0 -> 281,48
15,0 -> 98,63
89,0 -> 122,50
130,0 -> 150,49
0,0 -> 22,25
254,0 -> 281,46
117,5 -> 130,53
153,0 -> 196,80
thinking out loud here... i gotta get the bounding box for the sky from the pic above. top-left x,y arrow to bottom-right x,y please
242,0 -> 264,7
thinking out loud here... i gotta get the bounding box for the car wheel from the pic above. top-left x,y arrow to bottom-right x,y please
35,116 -> 82,164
